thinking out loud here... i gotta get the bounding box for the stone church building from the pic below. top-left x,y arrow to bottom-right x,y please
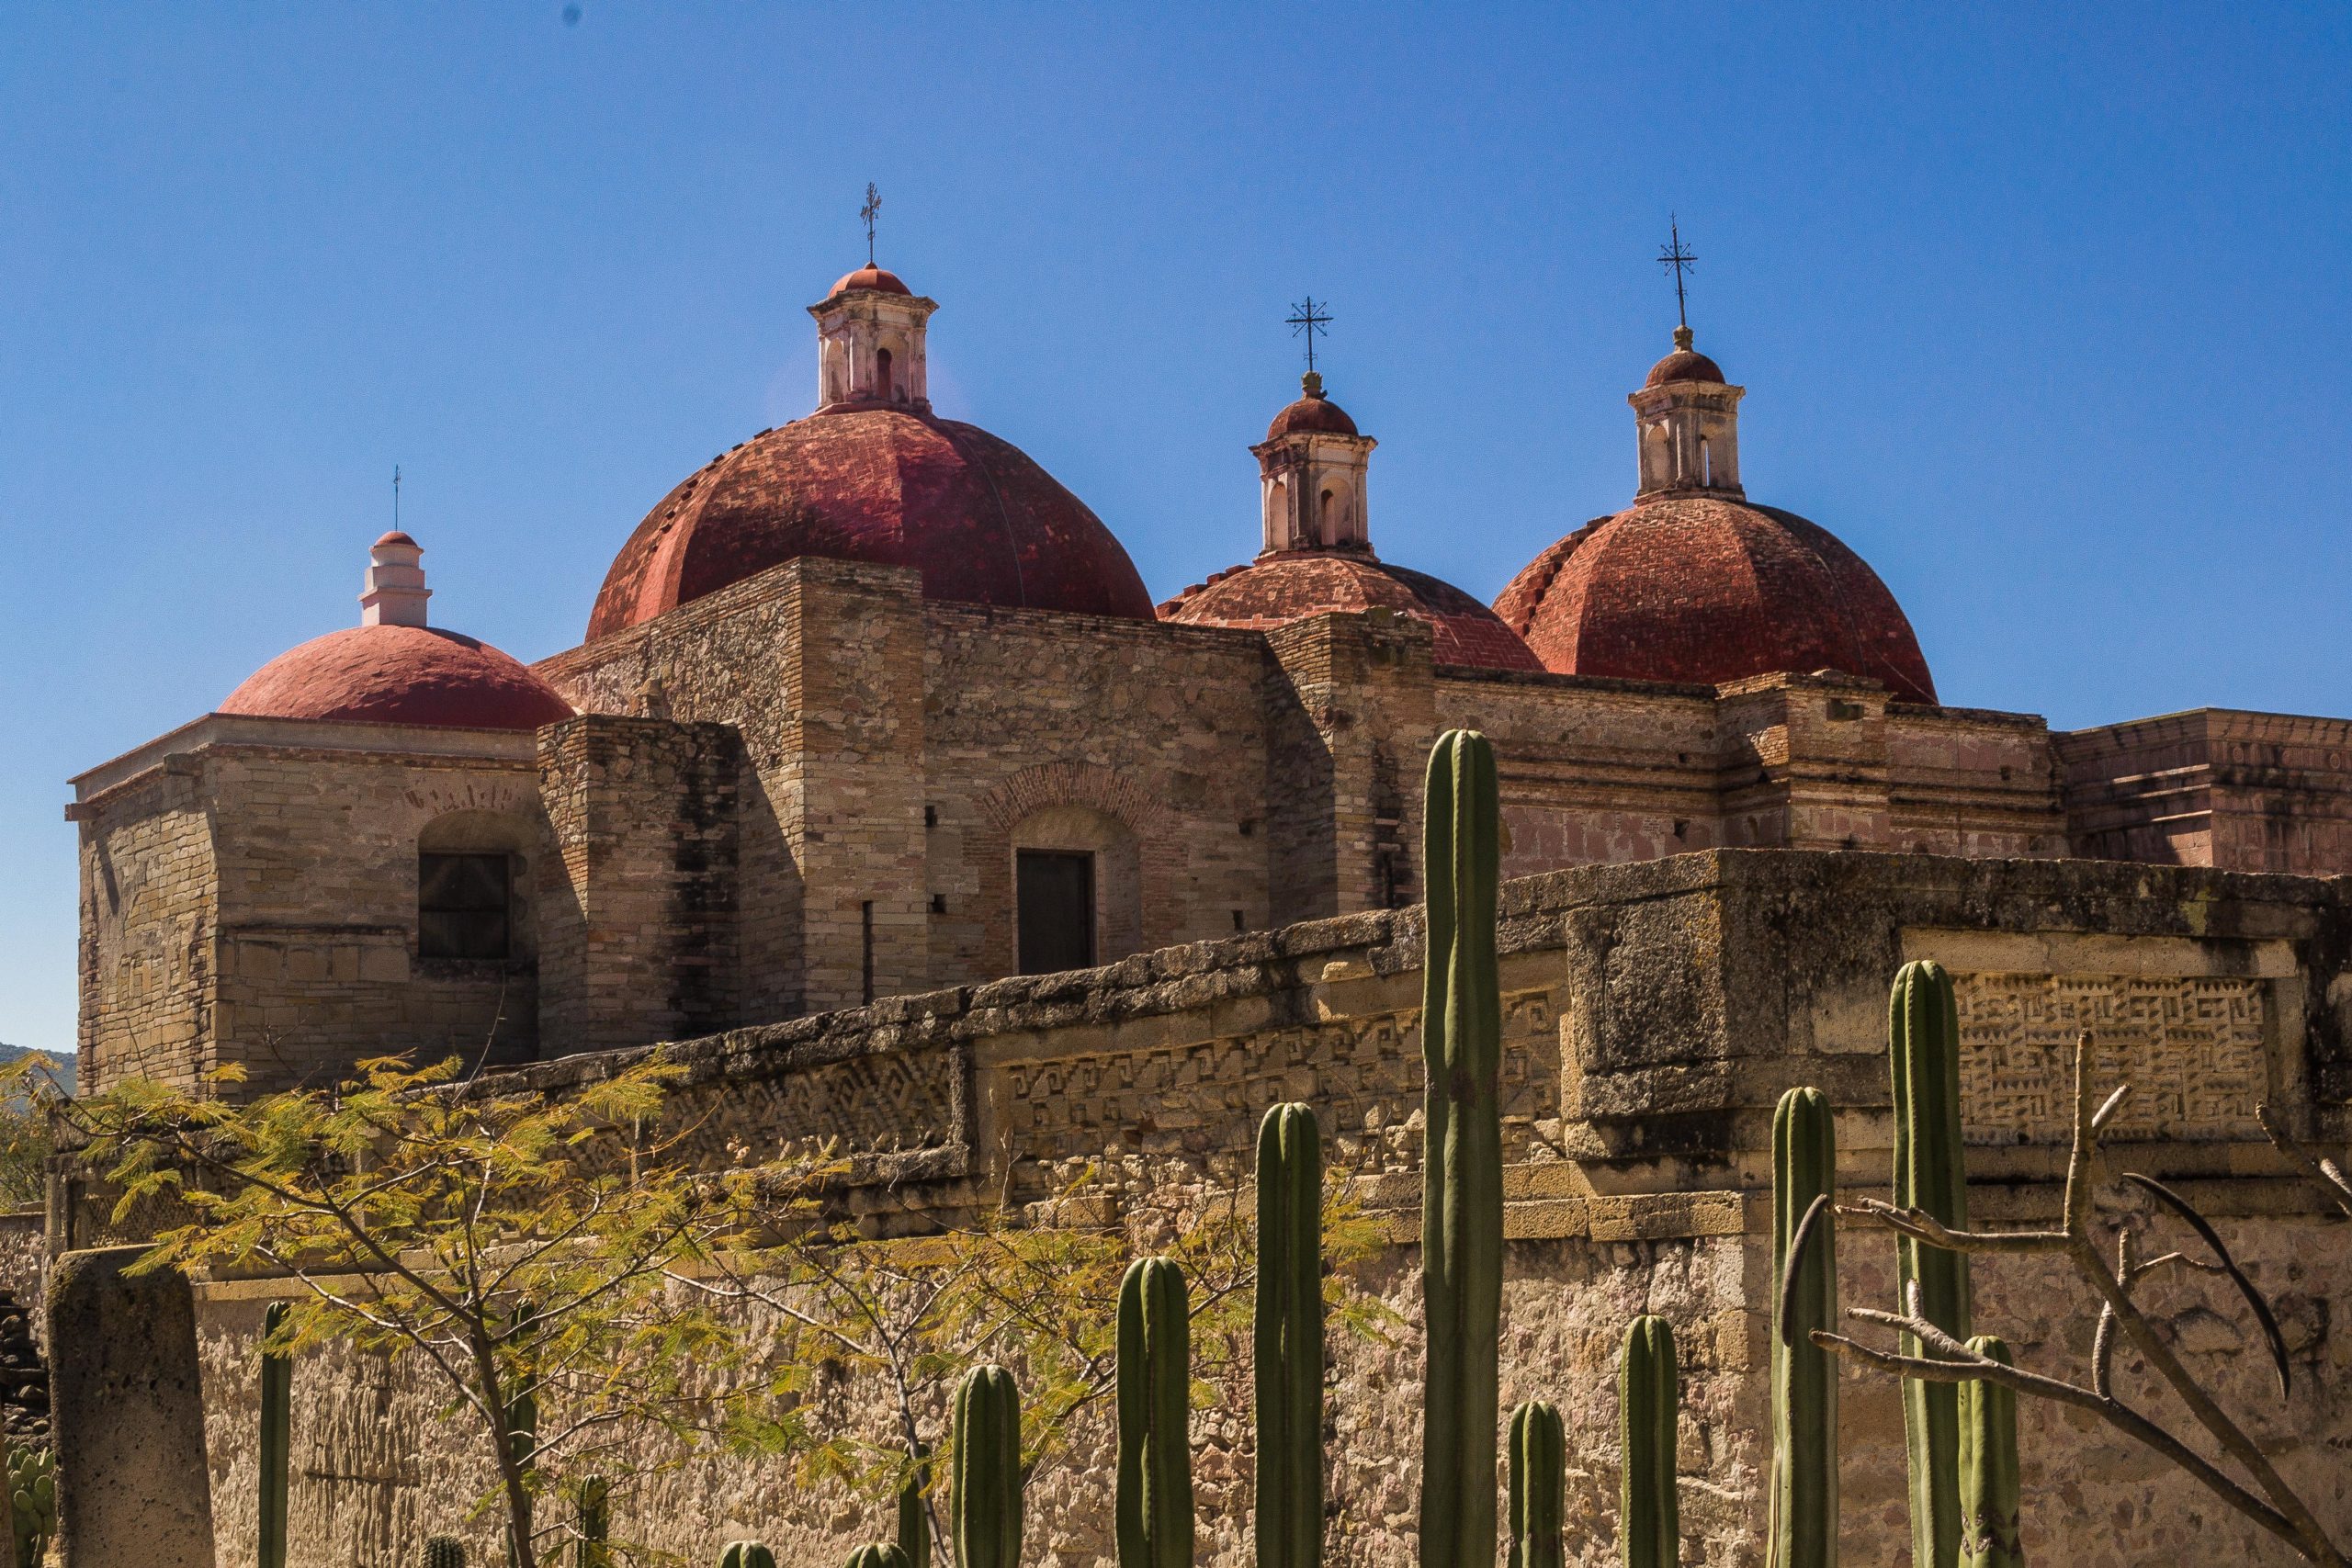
67,256 -> 2352,1095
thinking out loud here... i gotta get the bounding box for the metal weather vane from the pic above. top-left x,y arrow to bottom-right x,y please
861,183 -> 880,265
1286,295 -> 1333,376
1658,216 -> 1697,330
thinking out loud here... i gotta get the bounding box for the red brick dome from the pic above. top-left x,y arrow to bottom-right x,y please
1159,550 -> 1542,671
1494,495 -> 1937,702
1265,391 -> 1360,441
220,625 -> 574,731
589,409 -> 1154,638
830,264 -> 911,298
1644,347 -> 1726,388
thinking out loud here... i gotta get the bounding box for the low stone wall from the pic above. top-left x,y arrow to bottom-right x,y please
89,850 -> 2352,1566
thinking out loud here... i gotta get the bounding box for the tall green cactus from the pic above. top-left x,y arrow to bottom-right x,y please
1620,1315 -> 1679,1568
1117,1258 -> 1194,1568
720,1544 -> 777,1568
847,1547 -> 913,1568
1769,1088 -> 1838,1568
259,1299 -> 293,1568
424,1536 -> 466,1568
1958,1337 -> 2023,1568
1891,961 -> 1973,1568
1507,1400 -> 1566,1568
1419,728 -> 1504,1568
898,1442 -> 932,1568
574,1475 -> 610,1568
952,1363 -> 1023,1568
1255,1100 -> 1325,1568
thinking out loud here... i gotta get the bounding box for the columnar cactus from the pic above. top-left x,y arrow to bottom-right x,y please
1117,1258 -> 1194,1568
1891,961 -> 1973,1568
719,1544 -> 777,1568
1255,1100 -> 1325,1568
424,1536 -> 466,1568
898,1442 -> 932,1568
847,1547 -> 914,1568
953,1363 -> 1023,1568
574,1475 -> 611,1568
1958,1337 -> 2023,1568
1419,728 -> 1505,1568
1620,1315 -> 1679,1568
1507,1400 -> 1566,1568
259,1300 -> 293,1568
1770,1088 -> 1838,1568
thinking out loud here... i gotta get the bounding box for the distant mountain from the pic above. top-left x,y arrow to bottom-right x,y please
0,1046 -> 73,1096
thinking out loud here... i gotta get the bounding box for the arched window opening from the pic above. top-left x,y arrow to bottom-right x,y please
419,852 -> 510,961
1016,850 -> 1094,974
1700,436 -> 1713,487
1319,489 -> 1336,544
875,346 -> 895,401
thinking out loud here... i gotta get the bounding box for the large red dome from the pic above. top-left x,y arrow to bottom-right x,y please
588,409 -> 1154,638
1494,495 -> 1937,703
1159,550 -> 1542,671
220,625 -> 574,731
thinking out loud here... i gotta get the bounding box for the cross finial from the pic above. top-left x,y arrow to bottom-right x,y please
1658,216 -> 1697,331
1286,295 -> 1333,384
392,464 -> 401,530
861,183 -> 880,265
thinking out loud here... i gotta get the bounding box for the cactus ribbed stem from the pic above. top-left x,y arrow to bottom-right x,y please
1419,729 -> 1504,1568
1958,1337 -> 2023,1568
952,1363 -> 1023,1568
1891,961 -> 1973,1568
1620,1315 -> 1679,1568
574,1476 -> 610,1568
847,1546 -> 914,1568
259,1300 -> 293,1568
1507,1400 -> 1566,1568
898,1443 -> 932,1568
424,1535 -> 466,1568
1255,1101 -> 1325,1568
720,1544 -> 777,1568
1117,1258 -> 1194,1568
1769,1088 -> 1838,1568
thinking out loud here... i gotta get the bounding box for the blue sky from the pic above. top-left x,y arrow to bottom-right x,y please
3,4 -> 2347,1053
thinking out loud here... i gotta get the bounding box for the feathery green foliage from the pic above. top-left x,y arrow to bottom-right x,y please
1419,729 -> 1504,1568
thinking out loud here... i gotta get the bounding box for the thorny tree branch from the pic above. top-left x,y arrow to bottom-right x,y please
1804,1030 -> 2350,1568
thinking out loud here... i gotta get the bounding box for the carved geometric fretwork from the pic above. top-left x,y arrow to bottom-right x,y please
998,988 -> 1559,1179
1951,972 -> 2267,1145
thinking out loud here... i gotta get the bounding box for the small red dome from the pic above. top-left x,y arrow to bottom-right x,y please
830,264 -> 912,298
1645,348 -> 1726,388
220,625 -> 574,731
1265,392 -> 1360,441
1159,550 -> 1542,671
589,408 -> 1154,638
1495,495 -> 1937,702
374,529 -> 418,549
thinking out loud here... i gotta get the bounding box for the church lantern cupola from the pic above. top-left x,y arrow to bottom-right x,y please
1631,323 -> 1745,499
810,264 -> 938,413
1251,370 -> 1378,555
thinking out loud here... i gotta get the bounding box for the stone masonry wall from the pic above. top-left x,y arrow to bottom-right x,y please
2059,708 -> 2352,874
76,761 -> 217,1094
171,850 -> 2352,1568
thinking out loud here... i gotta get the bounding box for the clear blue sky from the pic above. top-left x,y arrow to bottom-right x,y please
4,4 -> 2347,1054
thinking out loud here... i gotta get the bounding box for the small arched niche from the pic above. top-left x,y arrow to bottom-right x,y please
416,810 -> 537,965
1008,804 -> 1142,975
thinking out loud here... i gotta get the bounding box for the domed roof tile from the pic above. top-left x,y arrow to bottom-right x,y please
1159,550 -> 1541,671
221,625 -> 573,731
1494,495 -> 1936,702
588,408 -> 1153,638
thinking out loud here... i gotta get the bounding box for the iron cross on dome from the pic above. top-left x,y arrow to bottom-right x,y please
1286,296 -> 1333,375
861,183 -> 880,265
1658,217 -> 1697,329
